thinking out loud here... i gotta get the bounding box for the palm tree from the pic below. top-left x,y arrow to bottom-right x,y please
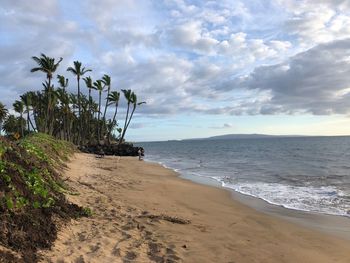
67,61 -> 92,144
107,91 -> 120,143
119,90 -> 145,144
56,88 -> 68,140
92,80 -> 104,142
69,93 -> 79,143
2,115 -> 23,136
13,100 -> 25,137
20,92 -> 36,132
30,53 -> 62,134
83,76 -> 93,104
119,89 -> 132,144
0,102 -> 8,135
57,74 -> 69,90
56,75 -> 69,139
42,81 -> 58,134
101,74 -> 111,122
29,91 -> 45,132
83,76 -> 93,141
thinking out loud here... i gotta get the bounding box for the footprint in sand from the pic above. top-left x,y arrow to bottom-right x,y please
112,248 -> 121,257
74,255 -> 85,263
88,242 -> 101,254
123,251 -> 137,261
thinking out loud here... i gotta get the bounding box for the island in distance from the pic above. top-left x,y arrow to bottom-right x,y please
182,133 -> 308,141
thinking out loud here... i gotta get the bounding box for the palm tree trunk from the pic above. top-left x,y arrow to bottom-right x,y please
46,77 -> 51,134
88,88 -> 91,141
102,87 -> 110,138
28,115 -> 36,132
77,76 -> 82,145
107,103 -> 119,144
65,112 -> 69,141
112,104 -> 118,127
62,111 -> 66,140
67,114 -> 71,142
98,91 -> 102,142
119,102 -> 130,145
125,105 -> 136,132
49,99 -> 55,135
103,88 -> 110,121
27,109 -> 30,132
20,113 -> 24,136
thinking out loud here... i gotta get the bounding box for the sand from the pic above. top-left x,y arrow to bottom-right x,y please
39,153 -> 350,263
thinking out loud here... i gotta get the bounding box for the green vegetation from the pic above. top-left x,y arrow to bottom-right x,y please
0,53 -> 145,146
0,133 -> 86,261
0,133 -> 74,211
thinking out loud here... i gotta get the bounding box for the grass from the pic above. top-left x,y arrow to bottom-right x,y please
0,133 -> 88,262
1,133 -> 75,210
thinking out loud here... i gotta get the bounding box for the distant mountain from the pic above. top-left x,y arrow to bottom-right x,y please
184,134 -> 306,141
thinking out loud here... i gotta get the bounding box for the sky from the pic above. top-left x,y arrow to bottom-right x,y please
1,0 -> 350,141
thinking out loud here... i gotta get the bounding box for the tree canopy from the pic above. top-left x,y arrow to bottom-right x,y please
0,54 -> 145,145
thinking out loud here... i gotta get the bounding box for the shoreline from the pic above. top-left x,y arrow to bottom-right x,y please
146,158 -> 350,241
41,153 -> 350,262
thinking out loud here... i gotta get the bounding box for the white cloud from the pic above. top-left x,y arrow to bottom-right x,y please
278,0 -> 350,46
236,39 -> 350,115
1,0 -> 350,123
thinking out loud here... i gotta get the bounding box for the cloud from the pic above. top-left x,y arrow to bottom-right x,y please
130,123 -> 146,129
1,0 -> 350,123
236,38 -> 350,115
166,20 -> 219,54
277,0 -> 350,46
210,123 -> 234,129
224,123 -> 234,128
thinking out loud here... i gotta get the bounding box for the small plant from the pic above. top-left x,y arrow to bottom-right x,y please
5,196 -> 14,209
16,196 -> 29,209
81,207 -> 93,217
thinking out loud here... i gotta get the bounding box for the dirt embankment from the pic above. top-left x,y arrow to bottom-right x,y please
0,134 -> 88,262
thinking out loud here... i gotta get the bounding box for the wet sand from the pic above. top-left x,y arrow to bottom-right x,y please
40,153 -> 350,262
180,172 -> 350,241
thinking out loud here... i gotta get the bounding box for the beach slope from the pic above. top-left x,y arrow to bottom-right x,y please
40,153 -> 350,262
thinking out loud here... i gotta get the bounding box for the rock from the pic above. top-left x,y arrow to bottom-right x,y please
78,143 -> 142,157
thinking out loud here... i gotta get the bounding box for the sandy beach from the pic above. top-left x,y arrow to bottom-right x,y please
39,153 -> 350,263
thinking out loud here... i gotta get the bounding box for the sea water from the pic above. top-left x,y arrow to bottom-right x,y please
137,137 -> 350,217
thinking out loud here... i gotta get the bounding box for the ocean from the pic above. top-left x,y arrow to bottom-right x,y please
137,136 -> 350,217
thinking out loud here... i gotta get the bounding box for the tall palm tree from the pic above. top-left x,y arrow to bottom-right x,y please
30,53 -> 62,133
42,80 -> 58,134
101,74 -> 111,122
83,76 -> 93,104
56,75 -> 69,140
83,76 -> 93,141
0,102 -> 8,135
13,100 -> 25,137
119,89 -> 132,144
20,92 -> 36,132
92,80 -> 104,142
29,91 -> 45,132
107,91 -> 120,143
101,75 -> 112,140
119,90 -> 145,144
67,61 -> 91,144
56,88 -> 69,140
69,93 -> 79,143
57,74 -> 69,90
